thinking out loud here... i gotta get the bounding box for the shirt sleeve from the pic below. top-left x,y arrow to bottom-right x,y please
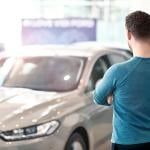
93,65 -> 118,106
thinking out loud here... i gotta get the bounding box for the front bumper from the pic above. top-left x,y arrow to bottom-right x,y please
0,134 -> 65,150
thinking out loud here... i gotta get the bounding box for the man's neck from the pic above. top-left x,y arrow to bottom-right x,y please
132,41 -> 150,58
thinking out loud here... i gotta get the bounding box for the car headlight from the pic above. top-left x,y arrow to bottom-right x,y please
0,121 -> 60,141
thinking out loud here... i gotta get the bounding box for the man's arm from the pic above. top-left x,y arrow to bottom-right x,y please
93,65 -> 117,106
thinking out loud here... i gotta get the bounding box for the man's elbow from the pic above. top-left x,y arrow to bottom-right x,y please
93,97 -> 101,105
93,93 -> 110,106
93,92 -> 100,104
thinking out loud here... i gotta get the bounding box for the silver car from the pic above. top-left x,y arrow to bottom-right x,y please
0,45 -> 132,150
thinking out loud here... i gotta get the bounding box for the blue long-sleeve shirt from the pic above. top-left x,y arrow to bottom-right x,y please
93,56 -> 150,144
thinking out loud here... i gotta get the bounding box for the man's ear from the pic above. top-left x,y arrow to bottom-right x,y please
127,31 -> 132,40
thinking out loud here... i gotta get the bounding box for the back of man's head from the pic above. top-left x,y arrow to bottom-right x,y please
126,11 -> 150,41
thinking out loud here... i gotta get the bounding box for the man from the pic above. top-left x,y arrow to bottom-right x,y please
93,11 -> 150,150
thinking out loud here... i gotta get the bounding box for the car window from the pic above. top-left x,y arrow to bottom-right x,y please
87,55 -> 109,91
87,53 -> 130,92
107,54 -> 127,65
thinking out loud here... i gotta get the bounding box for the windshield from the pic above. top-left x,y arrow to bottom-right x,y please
2,56 -> 86,92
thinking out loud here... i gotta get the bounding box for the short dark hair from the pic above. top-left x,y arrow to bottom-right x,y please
125,11 -> 150,40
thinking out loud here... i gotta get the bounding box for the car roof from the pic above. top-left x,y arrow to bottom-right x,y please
3,44 -> 130,58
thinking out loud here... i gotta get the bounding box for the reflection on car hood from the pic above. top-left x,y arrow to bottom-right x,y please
0,87 -> 71,131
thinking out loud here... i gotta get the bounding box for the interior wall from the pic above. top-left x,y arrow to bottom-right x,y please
0,0 -> 150,50
130,0 -> 150,13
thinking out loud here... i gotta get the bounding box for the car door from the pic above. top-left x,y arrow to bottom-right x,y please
85,52 -> 131,150
84,55 -> 113,150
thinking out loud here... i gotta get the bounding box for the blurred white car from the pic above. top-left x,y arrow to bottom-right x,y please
0,45 -> 132,150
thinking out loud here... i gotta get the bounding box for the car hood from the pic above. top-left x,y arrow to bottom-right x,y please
0,87 -> 74,131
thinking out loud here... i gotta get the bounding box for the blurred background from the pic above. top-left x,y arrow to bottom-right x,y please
0,1 -> 149,150
0,0 -> 149,50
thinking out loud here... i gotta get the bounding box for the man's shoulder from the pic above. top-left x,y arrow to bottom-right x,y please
113,57 -> 135,69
